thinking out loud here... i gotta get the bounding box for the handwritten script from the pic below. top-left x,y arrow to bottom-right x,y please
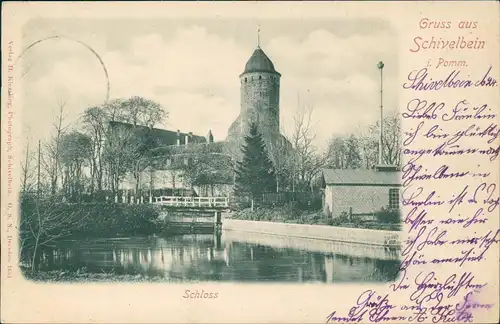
327,17 -> 498,323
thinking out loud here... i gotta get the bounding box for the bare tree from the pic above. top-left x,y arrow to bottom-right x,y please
41,99 -> 69,195
169,144 -> 234,196
268,139 -> 292,192
356,111 -> 402,168
285,99 -> 326,192
101,97 -> 167,194
20,138 -> 36,195
82,106 -> 107,193
120,96 -> 168,128
357,124 -> 379,169
20,198 -> 93,271
323,113 -> 402,172
104,124 -> 134,194
380,111 -> 402,165
59,131 -> 92,200
325,134 -> 362,169
130,130 -> 160,195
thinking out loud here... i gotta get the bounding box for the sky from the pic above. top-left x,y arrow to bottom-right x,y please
21,18 -> 398,150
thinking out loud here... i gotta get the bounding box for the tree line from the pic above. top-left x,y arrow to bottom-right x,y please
325,111 -> 401,169
262,106 -> 401,194
21,96 -> 167,201
21,95 -> 401,201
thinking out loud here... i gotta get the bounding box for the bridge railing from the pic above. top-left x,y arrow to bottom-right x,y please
153,196 -> 229,208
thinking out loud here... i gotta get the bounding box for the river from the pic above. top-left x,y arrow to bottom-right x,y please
34,230 -> 400,283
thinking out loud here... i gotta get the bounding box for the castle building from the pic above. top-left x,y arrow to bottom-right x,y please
117,43 -> 291,197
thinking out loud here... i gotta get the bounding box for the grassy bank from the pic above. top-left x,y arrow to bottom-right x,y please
231,204 -> 401,231
21,267 -> 182,283
20,198 -> 165,239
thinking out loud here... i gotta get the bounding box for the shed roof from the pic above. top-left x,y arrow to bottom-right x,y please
322,168 -> 401,186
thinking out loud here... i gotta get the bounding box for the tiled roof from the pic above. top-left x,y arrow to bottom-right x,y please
108,121 -> 207,146
322,168 -> 401,186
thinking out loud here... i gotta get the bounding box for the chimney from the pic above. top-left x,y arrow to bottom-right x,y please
207,130 -> 214,143
188,132 -> 193,144
185,133 -> 189,145
176,130 -> 181,146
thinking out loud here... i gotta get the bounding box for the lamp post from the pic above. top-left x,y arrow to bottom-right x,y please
377,61 -> 385,166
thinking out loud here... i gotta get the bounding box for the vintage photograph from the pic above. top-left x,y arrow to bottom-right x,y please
18,17 -> 402,283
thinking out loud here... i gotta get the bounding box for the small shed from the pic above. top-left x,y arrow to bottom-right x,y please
321,165 -> 402,219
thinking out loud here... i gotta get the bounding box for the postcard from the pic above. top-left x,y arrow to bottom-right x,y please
1,1 -> 499,323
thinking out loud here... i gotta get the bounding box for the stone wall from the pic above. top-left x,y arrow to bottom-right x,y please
223,219 -> 401,247
240,71 -> 280,138
222,229 -> 400,260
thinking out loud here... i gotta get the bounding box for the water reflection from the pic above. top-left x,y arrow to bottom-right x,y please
35,233 -> 400,282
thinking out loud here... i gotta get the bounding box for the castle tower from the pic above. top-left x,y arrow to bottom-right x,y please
239,44 -> 281,140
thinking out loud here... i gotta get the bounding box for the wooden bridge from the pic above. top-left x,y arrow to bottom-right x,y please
152,196 -> 229,234
153,196 -> 229,209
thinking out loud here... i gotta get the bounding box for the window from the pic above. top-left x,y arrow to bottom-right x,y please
245,77 -> 247,83
389,188 -> 400,209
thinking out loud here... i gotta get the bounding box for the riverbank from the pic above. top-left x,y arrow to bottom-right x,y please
21,198 -> 165,238
21,267 -> 183,283
20,198 -> 170,272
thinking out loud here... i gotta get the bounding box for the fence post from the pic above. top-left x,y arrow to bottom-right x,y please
349,207 -> 353,221
214,211 -> 222,235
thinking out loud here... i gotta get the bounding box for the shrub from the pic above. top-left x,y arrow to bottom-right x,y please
231,206 -> 401,231
282,201 -> 302,219
71,203 -> 162,236
375,207 -> 401,224
326,212 -> 349,226
326,218 -> 336,226
20,198 -> 162,239
309,212 -> 322,224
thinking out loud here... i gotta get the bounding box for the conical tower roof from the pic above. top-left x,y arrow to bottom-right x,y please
241,47 -> 280,76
